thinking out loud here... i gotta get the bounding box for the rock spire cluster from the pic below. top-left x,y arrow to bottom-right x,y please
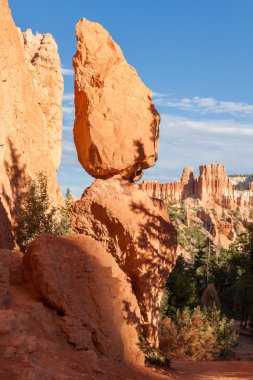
141,163 -> 253,208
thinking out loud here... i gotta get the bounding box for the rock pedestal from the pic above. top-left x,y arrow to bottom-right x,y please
70,178 -> 177,347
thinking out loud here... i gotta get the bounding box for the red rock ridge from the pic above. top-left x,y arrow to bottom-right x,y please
141,163 -> 253,209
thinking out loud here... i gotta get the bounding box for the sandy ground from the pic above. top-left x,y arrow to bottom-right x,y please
147,326 -> 253,380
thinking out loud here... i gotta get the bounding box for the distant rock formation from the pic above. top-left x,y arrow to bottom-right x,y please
201,283 -> 221,310
141,164 -> 253,209
70,18 -> 177,348
73,18 -> 160,180
0,0 -> 63,249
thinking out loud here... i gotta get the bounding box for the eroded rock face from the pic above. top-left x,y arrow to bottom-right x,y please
141,164 -> 253,209
0,0 -> 63,249
24,234 -> 144,366
69,178 -> 177,347
18,28 -> 63,168
73,18 -> 160,179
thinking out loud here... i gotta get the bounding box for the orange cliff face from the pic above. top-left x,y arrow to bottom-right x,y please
0,0 -> 63,249
141,163 -> 253,209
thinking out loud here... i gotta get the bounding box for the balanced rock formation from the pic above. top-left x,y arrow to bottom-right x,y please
73,18 -> 160,179
0,0 -> 63,249
70,18 -> 177,348
70,177 -> 177,347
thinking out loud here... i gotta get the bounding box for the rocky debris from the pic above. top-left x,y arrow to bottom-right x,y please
69,177 -> 177,347
24,233 -> 144,366
73,18 -> 160,180
0,0 -> 63,249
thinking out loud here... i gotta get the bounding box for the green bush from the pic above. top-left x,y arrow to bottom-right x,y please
15,172 -> 72,251
145,349 -> 171,367
202,306 -> 238,359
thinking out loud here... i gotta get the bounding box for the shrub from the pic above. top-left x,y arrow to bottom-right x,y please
15,172 -> 72,251
202,306 -> 238,359
145,349 -> 171,367
159,306 -> 237,360
138,336 -> 171,367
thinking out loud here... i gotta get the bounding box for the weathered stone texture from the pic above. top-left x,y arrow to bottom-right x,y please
0,0 -> 63,248
73,18 -> 160,179
69,178 -> 177,347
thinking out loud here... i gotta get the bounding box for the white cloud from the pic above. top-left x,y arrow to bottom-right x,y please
62,141 -> 76,153
63,124 -> 73,131
154,94 -> 253,118
161,114 -> 253,136
142,113 -> 253,184
152,91 -> 168,98
63,93 -> 74,101
62,106 -> 75,115
61,67 -> 74,76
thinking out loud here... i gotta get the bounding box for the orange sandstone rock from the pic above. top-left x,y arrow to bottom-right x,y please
141,163 -> 253,209
24,234 -> 144,366
69,177 -> 177,347
73,18 -> 160,179
0,0 -> 63,249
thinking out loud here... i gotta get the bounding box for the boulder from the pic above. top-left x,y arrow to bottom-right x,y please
24,234 -> 144,366
69,177 -> 177,347
73,18 -> 160,179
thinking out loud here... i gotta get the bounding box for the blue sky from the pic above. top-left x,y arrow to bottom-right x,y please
9,0 -> 253,196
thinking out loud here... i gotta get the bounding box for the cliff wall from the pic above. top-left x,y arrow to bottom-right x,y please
0,0 -> 63,249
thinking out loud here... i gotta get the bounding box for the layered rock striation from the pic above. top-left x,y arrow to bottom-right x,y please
73,18 -> 160,180
0,0 -> 63,249
141,164 -> 253,209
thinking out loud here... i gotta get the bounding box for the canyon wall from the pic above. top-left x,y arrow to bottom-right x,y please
0,0 -> 63,249
141,164 -> 253,209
